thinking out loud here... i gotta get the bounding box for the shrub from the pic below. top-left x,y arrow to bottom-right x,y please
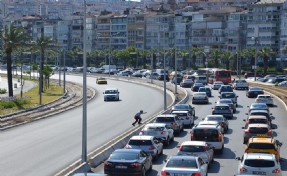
0,88 -> 7,94
0,96 -> 30,109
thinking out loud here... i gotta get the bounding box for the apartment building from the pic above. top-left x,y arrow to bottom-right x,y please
56,20 -> 71,50
110,15 -> 128,50
95,12 -> 113,50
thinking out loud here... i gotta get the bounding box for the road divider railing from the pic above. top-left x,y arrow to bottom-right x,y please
55,74 -> 189,176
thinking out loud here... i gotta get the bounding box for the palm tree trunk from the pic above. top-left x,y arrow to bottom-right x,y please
263,57 -> 268,75
6,51 -> 14,97
182,55 -> 187,70
192,55 -> 196,69
39,50 -> 44,105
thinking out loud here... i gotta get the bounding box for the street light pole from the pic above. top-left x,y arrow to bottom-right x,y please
174,49 -> 177,94
163,50 -> 167,110
82,0 -> 88,163
63,50 -> 66,94
254,38 -> 258,81
236,52 -> 239,78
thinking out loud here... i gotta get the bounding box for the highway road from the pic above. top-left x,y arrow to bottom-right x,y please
94,85 -> 287,175
0,75 -> 172,176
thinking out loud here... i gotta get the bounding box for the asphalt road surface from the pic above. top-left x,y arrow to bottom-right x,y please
94,85 -> 287,176
0,75 -> 172,176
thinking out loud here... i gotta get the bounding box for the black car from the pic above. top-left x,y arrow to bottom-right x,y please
104,149 -> 152,176
192,83 -> 204,92
246,87 -> 264,98
171,76 -> 183,85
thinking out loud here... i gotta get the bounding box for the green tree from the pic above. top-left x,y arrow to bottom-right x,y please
178,50 -> 189,70
258,47 -> 276,75
43,65 -> 54,89
209,49 -> 221,68
220,51 -> 233,70
67,46 -> 82,67
2,24 -> 27,97
190,47 -> 200,69
243,48 -> 256,71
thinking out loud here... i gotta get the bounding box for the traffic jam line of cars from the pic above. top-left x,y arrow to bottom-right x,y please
92,75 -> 284,176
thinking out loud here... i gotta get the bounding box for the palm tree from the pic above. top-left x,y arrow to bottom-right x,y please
243,48 -> 256,71
32,36 -> 54,105
196,47 -> 207,68
209,49 -> 221,68
2,24 -> 27,97
220,51 -> 233,70
179,50 -> 189,70
138,49 -> 148,69
258,47 -> 276,75
67,46 -> 82,67
190,47 -> 200,69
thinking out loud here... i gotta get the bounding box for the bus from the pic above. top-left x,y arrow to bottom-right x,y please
213,69 -> 232,84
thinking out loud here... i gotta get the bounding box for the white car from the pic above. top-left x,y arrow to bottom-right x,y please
124,135 -> 163,160
211,81 -> 224,90
177,141 -> 214,166
232,79 -> 249,90
197,120 -> 225,134
171,110 -> 194,127
255,94 -> 274,106
278,80 -> 287,87
236,153 -> 282,176
161,156 -> 208,176
103,88 -> 120,101
139,123 -> 174,146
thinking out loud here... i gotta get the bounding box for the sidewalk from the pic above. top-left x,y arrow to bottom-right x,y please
0,76 -> 35,97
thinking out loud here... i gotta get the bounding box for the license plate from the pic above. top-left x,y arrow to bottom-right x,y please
252,171 -> 266,175
257,134 -> 268,137
115,165 -> 127,169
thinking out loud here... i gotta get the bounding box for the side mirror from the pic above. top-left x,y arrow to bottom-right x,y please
237,96 -> 239,97
235,157 -> 241,161
270,113 -> 273,115
164,159 -> 168,162
241,127 -> 245,129
176,145 -> 180,148
247,106 -> 250,107
245,113 -> 248,115
202,118 -> 205,120
218,96 -> 220,98
243,119 -> 246,121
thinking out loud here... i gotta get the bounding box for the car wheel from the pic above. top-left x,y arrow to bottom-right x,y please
219,145 -> 224,154
165,137 -> 170,146
153,152 -> 159,161
149,161 -> 153,171
181,125 -> 184,132
160,148 -> 163,155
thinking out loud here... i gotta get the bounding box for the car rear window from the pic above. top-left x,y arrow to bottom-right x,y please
215,106 -> 229,110
250,112 -> 269,118
222,93 -> 235,98
144,126 -> 165,131
249,127 -> 269,134
248,143 -> 275,150
207,117 -> 222,121
244,159 -> 275,167
110,152 -> 138,160
128,140 -> 153,146
193,129 -> 219,142
249,119 -> 267,124
156,117 -> 175,122
172,113 -> 187,117
181,145 -> 206,152
166,158 -> 198,168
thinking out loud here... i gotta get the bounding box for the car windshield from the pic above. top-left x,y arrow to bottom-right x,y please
221,93 -> 235,98
215,106 -> 229,110
251,104 -> 267,109
156,117 -> 175,122
105,90 -> 117,94
244,159 -> 275,167
128,140 -> 152,146
110,152 -> 138,160
249,127 -> 269,134
181,145 -> 206,152
193,129 -> 219,142
166,158 -> 198,168
248,143 -> 275,150
195,92 -> 206,96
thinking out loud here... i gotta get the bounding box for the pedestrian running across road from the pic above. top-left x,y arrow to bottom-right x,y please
132,110 -> 147,126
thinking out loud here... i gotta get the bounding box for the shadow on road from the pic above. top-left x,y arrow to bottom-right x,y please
280,158 -> 287,171
208,160 -> 221,173
215,147 -> 236,159
224,137 -> 229,144
165,140 -> 179,149
225,128 -> 233,135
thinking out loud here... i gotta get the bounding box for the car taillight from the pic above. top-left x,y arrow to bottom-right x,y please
130,163 -> 141,167
274,149 -> 278,155
272,168 -> 281,173
139,131 -> 144,134
149,145 -> 155,150
192,173 -> 201,176
268,130 -> 272,135
179,145 -> 183,151
203,146 -> 207,151
240,167 -> 247,172
221,123 -> 224,127
161,131 -> 166,134
218,133 -> 223,142
171,122 -> 176,125
104,162 -> 113,167
161,171 -> 171,176
190,133 -> 194,140
186,116 -> 189,119
244,129 -> 250,133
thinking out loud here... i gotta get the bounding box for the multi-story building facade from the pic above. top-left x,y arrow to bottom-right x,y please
110,15 -> 128,50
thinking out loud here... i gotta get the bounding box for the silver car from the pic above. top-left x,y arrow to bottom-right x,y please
219,92 -> 238,106
236,153 -> 282,176
216,98 -> 236,113
103,88 -> 120,101
192,92 -> 209,104
171,110 -> 194,127
177,141 -> 214,166
212,104 -> 233,119
211,81 -> 224,90
125,135 -> 163,160
155,114 -> 184,134
161,156 -> 208,176
248,103 -> 269,113
139,123 -> 174,146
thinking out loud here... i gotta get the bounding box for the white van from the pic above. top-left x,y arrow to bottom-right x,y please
195,75 -> 207,84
